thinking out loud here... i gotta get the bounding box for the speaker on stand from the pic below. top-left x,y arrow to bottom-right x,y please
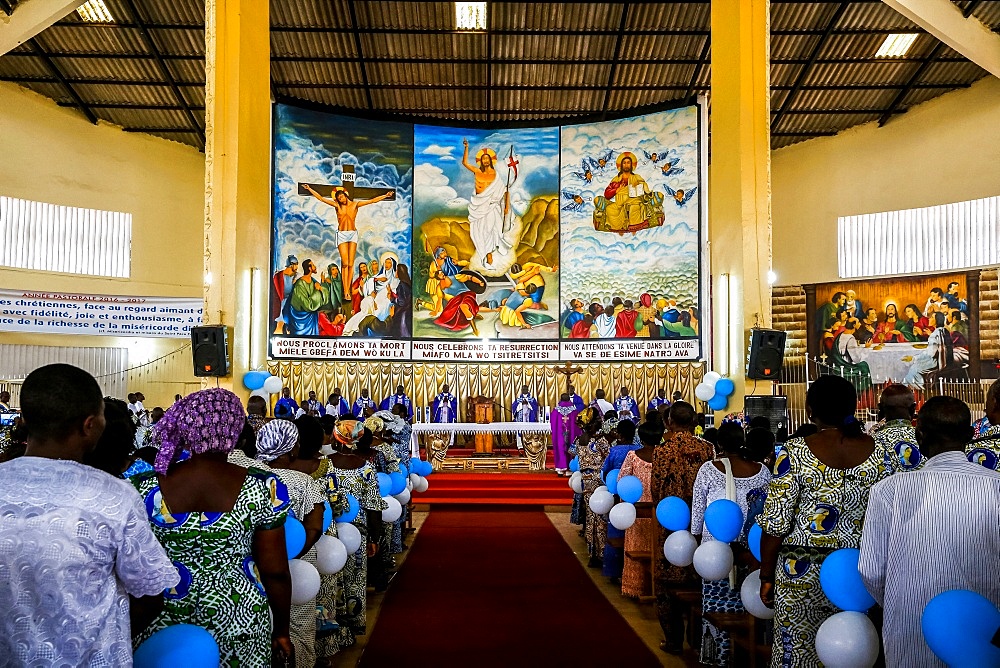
191,326 -> 230,377
746,328 -> 787,381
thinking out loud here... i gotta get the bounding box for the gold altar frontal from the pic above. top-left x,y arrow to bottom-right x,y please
265,361 -> 708,423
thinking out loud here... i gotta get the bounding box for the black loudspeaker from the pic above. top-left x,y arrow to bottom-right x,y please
747,328 -> 786,380
744,396 -> 789,435
191,326 -> 229,377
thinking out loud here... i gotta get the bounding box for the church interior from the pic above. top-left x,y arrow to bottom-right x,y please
1,0 -> 999,666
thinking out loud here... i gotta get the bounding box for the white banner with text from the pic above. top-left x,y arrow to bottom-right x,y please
270,337 -> 412,360
412,340 -> 560,362
0,289 -> 202,338
560,338 -> 701,362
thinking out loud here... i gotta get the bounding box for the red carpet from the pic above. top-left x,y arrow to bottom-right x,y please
359,508 -> 662,667
411,472 -> 574,506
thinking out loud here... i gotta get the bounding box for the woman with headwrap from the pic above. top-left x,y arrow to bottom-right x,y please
316,421 -> 387,656
255,419 -> 327,668
576,407 -> 611,567
131,388 -> 294,666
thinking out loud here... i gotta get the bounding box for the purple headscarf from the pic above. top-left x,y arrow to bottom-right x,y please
153,388 -> 246,473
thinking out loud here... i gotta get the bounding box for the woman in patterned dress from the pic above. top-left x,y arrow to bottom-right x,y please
690,422 -> 771,666
619,417 -> 658,597
132,389 -> 294,667
389,404 -> 413,553
322,421 -> 387,646
256,419 -> 328,668
757,376 -> 889,667
577,407 -> 610,566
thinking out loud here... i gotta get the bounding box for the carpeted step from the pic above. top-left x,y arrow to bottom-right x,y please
412,472 -> 575,506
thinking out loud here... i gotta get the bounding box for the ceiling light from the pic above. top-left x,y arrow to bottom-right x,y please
77,0 -> 115,23
875,34 -> 918,58
456,2 -> 487,31
767,270 -> 777,286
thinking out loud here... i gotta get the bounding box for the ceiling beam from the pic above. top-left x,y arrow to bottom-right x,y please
346,0 -> 373,110
771,2 -> 850,133
120,0 -> 203,149
877,1 -> 988,125
883,0 -> 1000,78
27,37 -> 98,123
0,0 -> 87,55
600,1 -> 630,119
684,34 -> 711,103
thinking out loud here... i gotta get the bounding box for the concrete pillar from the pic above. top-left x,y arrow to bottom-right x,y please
710,0 -> 773,407
203,0 -> 271,392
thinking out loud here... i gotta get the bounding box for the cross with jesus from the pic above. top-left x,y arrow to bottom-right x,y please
297,164 -> 396,300
554,361 -> 583,394
297,164 -> 395,202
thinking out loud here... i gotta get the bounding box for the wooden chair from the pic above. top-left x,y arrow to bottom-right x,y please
623,501 -> 657,601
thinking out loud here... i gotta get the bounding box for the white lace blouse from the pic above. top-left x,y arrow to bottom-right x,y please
691,458 -> 771,543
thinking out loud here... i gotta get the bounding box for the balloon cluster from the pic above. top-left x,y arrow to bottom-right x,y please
406,458 -> 433,496
242,371 -> 283,399
813,548 -> 880,667
694,371 -> 735,413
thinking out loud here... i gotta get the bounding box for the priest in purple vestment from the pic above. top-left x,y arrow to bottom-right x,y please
550,393 -> 580,475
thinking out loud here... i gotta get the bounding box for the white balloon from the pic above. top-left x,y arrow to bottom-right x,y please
569,471 -> 584,494
381,496 -> 402,522
250,389 -> 270,400
588,490 -> 615,515
393,487 -> 411,505
609,502 -> 637,530
594,485 -> 608,495
314,535 -> 348,575
406,478 -> 413,491
815,611 -> 880,668
335,521 -> 362,555
409,472 -> 421,487
288,559 -> 321,605
703,371 -> 722,388
414,476 -> 429,493
740,570 -> 775,619
695,382 -> 716,402
262,375 -> 283,395
663,530 -> 698,567
319,444 -> 334,456
693,540 -> 734,581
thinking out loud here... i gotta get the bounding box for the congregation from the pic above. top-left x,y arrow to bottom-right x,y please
1,364 -> 999,666
562,374 -> 1000,665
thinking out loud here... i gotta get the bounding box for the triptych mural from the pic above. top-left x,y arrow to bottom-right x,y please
269,102 -> 705,362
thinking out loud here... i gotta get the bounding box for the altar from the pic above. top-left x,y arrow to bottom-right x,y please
411,422 -> 553,471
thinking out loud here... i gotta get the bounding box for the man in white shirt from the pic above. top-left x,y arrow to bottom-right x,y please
591,388 -> 614,417
859,396 -> 1000,667
0,363 -> 178,666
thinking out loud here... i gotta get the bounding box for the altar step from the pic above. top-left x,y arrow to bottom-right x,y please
411,472 -> 574,506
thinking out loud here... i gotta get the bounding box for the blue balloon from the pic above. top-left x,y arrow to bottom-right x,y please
322,501 -> 333,532
923,590 -> 1000,668
389,471 -> 407,496
400,461 -> 410,477
617,475 -> 643,504
748,523 -> 763,562
134,624 -> 219,667
714,378 -> 735,398
412,459 -> 432,477
655,496 -> 691,531
337,493 -> 360,524
819,548 -> 876,612
242,371 -> 267,391
284,517 -> 306,559
605,468 -> 622,495
704,499 -> 744,543
376,472 -> 392,497
707,394 -> 728,412
569,457 -> 580,472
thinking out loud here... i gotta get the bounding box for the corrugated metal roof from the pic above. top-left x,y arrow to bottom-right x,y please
0,1 -> 989,150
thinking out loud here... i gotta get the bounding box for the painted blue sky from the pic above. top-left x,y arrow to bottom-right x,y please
272,105 -> 413,273
560,106 -> 701,305
413,124 -> 559,225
